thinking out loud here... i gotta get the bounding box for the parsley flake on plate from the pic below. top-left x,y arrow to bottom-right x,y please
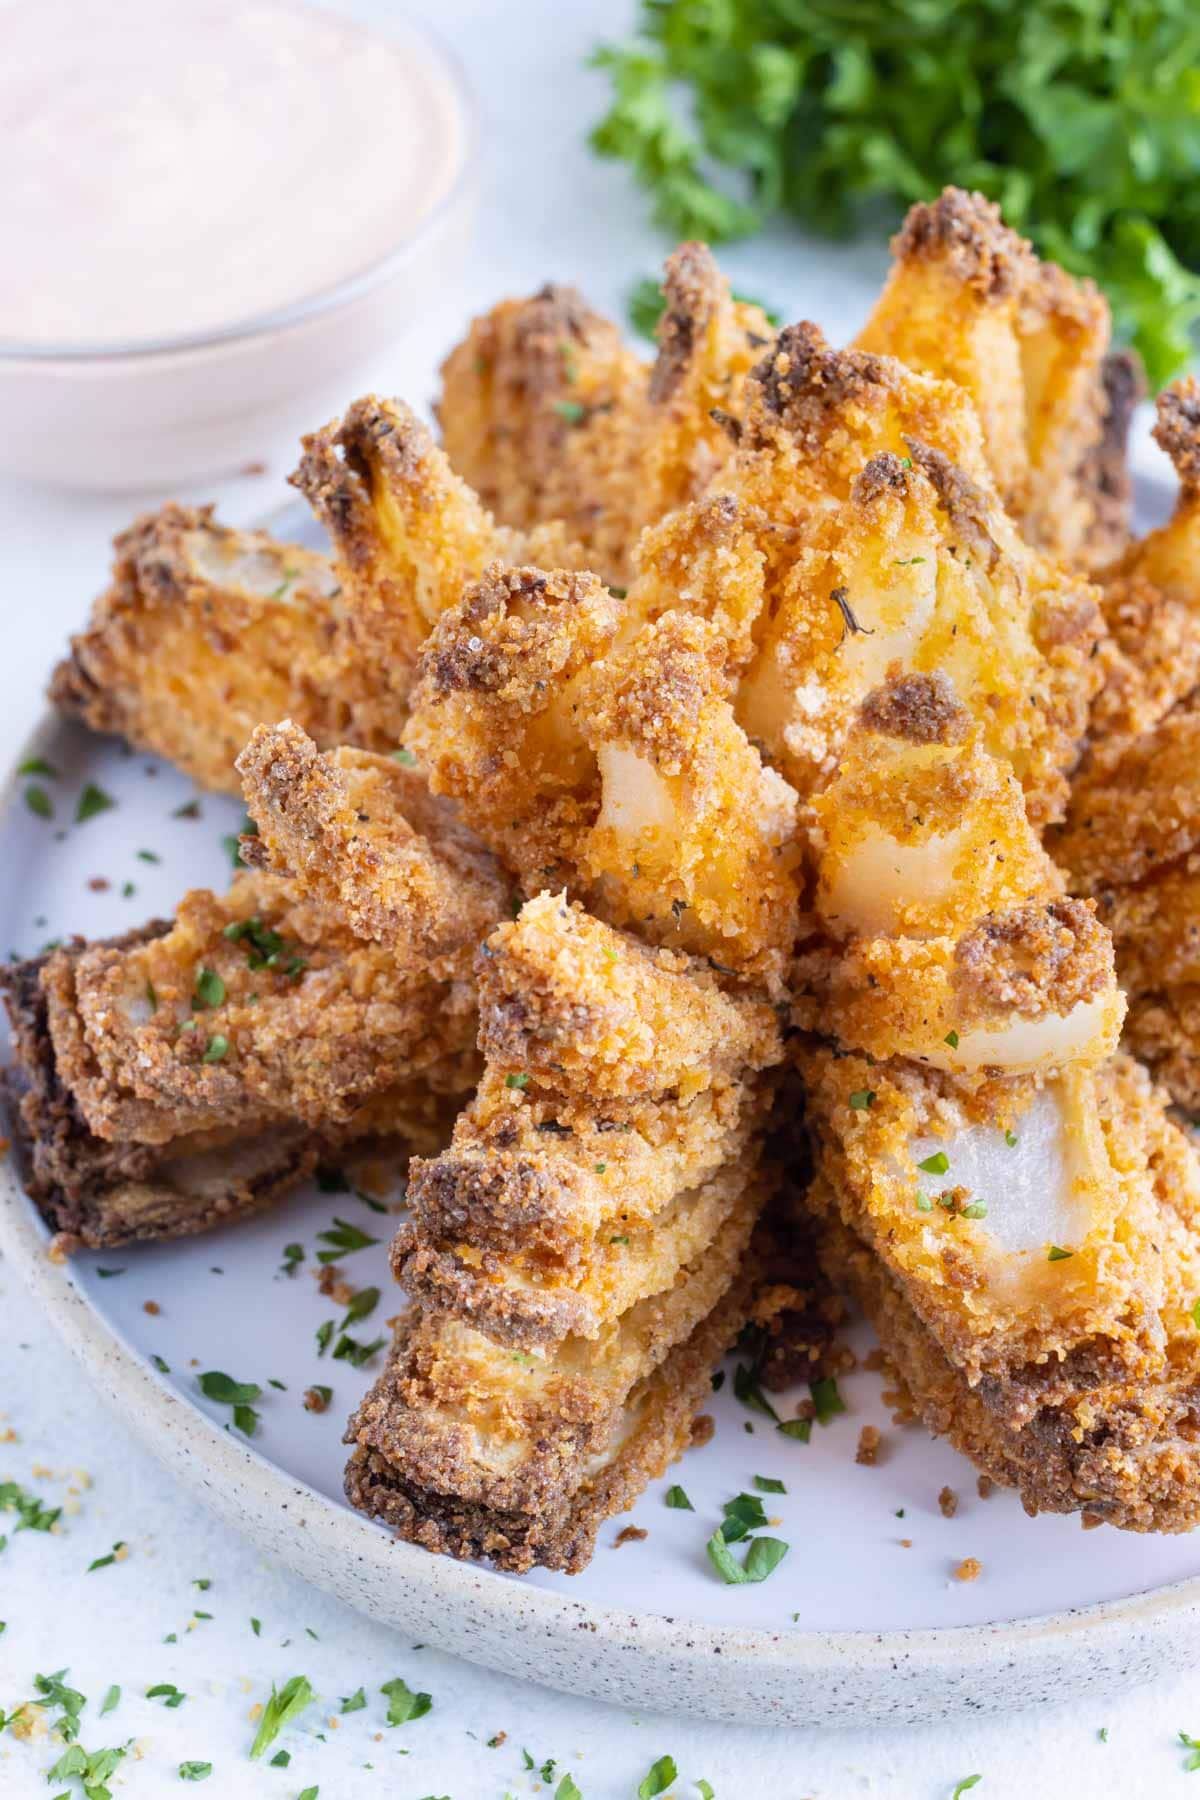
637,1753 -> 678,1797
249,1674 -> 314,1759
75,783 -> 115,824
380,1676 -> 432,1725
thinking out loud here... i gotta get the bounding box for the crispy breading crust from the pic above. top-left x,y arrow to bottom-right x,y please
436,245 -> 773,588
236,722 -> 511,977
44,871 -> 478,1146
858,188 -> 1127,567
291,397 -> 587,733
815,1065 -> 1200,1531
475,893 -> 780,1100
0,934 -> 458,1250
801,1045 -> 1166,1418
391,897 -> 781,1348
48,504 -> 384,793
343,1197 -> 764,1572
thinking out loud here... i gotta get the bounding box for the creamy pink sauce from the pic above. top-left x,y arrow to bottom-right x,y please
1,0 -> 468,347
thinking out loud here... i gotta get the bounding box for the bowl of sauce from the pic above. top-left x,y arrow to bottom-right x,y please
0,0 -> 477,488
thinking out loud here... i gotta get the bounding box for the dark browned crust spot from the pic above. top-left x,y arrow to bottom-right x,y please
904,438 -> 1000,570
291,397 -> 435,567
859,671 -> 971,746
750,322 -> 889,427
1153,379 -> 1200,493
851,452 -> 912,507
891,188 -> 1029,301
649,242 -> 723,406
953,898 -> 1113,1022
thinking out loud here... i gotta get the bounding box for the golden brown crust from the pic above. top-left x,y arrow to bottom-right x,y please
344,1233 -> 760,1573
44,871 -> 478,1146
236,722 -> 511,978
436,246 -> 773,589
48,504 -> 382,793
859,188 -> 1124,566
0,933 -> 459,1249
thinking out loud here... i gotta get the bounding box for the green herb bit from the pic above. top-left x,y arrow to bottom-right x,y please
553,399 -> 587,425
297,1788 -> 318,1800
249,1674 -> 315,1759
951,1780 -> 982,1799
0,1478 -> 62,1535
505,1071 -> 530,1090
96,1267 -> 126,1279
47,1742 -> 127,1793
848,1089 -> 875,1110
1005,1130 -> 1019,1147
332,1333 -> 386,1368
810,1376 -> 845,1425
87,1540 -> 126,1572
663,1484 -> 694,1510
150,1353 -> 170,1374
315,1218 -> 379,1263
1047,1245 -> 1074,1262
147,1683 -> 186,1708
193,967 -> 225,1008
556,1777 -> 583,1800
960,1201 -> 988,1220
733,1361 -> 780,1422
75,783 -> 115,824
708,1526 -> 789,1586
315,1320 -> 334,1356
720,1492 -> 768,1543
136,848 -> 161,863
698,1783 -> 715,1800
100,1685 -> 120,1716
24,784 -> 53,819
340,1688 -> 367,1713
179,1763 -> 213,1781
18,756 -> 58,778
269,1748 -> 289,1765
339,1286 -> 380,1330
280,1243 -> 305,1278
777,1417 -> 811,1442
915,1192 -> 933,1212
202,1034 -> 229,1064
753,1474 -> 786,1493
380,1676 -> 432,1726
917,1151 -> 950,1176
636,1757 -> 678,1799
944,1030 -> 959,1048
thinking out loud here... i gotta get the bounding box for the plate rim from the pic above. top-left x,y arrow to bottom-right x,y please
6,677 -> 1200,1724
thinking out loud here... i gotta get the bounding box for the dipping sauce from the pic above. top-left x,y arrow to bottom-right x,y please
1,0 -> 469,347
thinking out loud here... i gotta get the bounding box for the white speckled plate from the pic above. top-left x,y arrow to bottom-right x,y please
4,484 -> 1200,1726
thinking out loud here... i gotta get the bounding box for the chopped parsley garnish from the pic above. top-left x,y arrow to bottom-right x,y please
698,1783 -> 715,1800
1047,1245 -> 1074,1262
197,1370 -> 261,1437
340,1688 -> 367,1713
917,1151 -> 950,1176
222,915 -> 305,978
663,1484 -> 694,1510
250,1618 -> 261,1636
268,566 -> 301,601
31,1668 -> 86,1738
193,967 -> 225,1008
297,1788 -> 318,1800
951,1780 -> 982,1799
380,1676 -> 432,1725
733,1360 -> 780,1422
392,747 -> 418,767
179,1763 -> 213,1781
269,1748 -> 289,1765
136,848 -> 161,863
202,1034 -> 229,1064
96,1267 -> 126,1279
340,1287 -> 380,1330
1005,1130 -> 1019,1147
810,1377 -> 845,1425
753,1474 -> 786,1493
87,1541 -> 126,1572
505,1072 -> 530,1090
707,1528 -> 789,1584
960,1201 -> 988,1220
555,1777 -> 583,1800
24,784 -> 53,819
720,1493 -> 767,1542
944,1030 -> 960,1048
777,1418 -> 811,1442
849,1090 -> 875,1110
554,399 -> 587,425
75,783 -> 115,824
332,1333 -> 385,1368
249,1675 -> 315,1758
915,1192 -> 933,1212
150,1353 -> 171,1374
315,1218 -> 379,1263
280,1243 -> 305,1278
315,1322 -> 334,1356
0,1478 -> 61,1535
100,1685 -> 120,1716
637,1757 -> 678,1799
172,799 -> 202,819
18,756 -> 58,778
47,1741 -> 128,1793
147,1683 -> 186,1708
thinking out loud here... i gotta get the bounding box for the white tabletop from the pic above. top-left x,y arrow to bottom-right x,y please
0,3 -> 1192,1794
